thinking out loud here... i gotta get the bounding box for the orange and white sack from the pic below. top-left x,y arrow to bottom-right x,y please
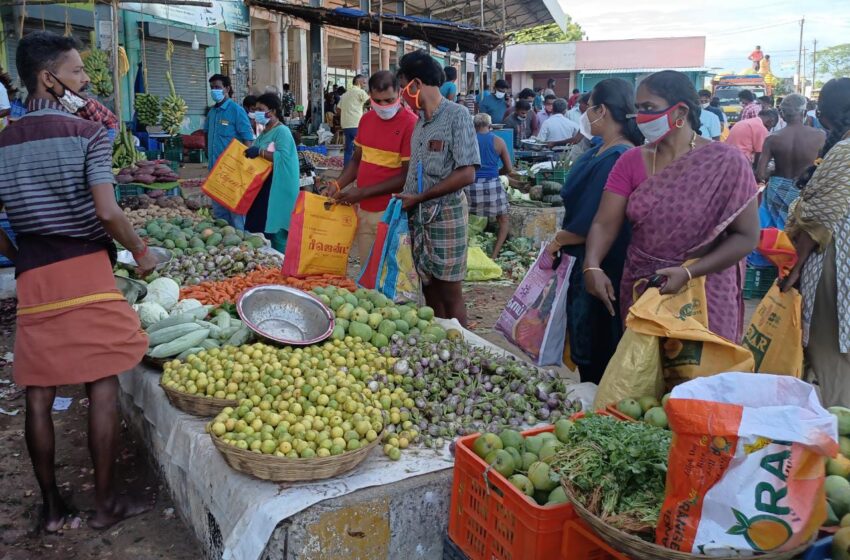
657,373 -> 838,555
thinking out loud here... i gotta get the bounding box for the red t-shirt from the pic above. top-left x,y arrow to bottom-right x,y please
354,108 -> 418,212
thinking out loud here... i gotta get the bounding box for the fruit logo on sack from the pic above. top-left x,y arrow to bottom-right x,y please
676,298 -> 702,321
726,509 -> 791,552
662,338 -> 704,366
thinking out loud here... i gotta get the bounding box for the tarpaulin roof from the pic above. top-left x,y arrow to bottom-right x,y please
245,1 -> 505,56
403,0 -> 566,35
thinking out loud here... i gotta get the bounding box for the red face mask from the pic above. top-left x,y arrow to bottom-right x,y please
401,81 -> 422,111
635,102 -> 685,144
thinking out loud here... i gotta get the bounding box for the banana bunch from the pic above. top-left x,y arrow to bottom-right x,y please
83,49 -> 113,97
160,71 -> 187,136
112,123 -> 145,169
135,93 -> 161,126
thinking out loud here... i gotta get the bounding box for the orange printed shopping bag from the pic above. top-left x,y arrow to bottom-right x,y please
281,192 -> 357,277
657,373 -> 838,555
202,139 -> 272,214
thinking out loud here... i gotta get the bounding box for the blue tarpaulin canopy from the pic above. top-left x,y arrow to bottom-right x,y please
245,1 -> 505,56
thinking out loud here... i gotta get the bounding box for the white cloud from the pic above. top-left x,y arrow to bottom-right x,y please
560,0 -> 849,77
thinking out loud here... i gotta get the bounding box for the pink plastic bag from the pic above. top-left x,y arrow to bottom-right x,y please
495,248 -> 575,366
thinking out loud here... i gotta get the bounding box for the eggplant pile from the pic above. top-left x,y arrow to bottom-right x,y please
375,334 -> 579,448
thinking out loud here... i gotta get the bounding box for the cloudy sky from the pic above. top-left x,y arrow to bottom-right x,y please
561,0 -> 850,77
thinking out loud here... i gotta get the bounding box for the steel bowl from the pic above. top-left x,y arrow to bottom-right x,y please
236,285 -> 334,346
114,275 -> 148,305
116,247 -> 173,271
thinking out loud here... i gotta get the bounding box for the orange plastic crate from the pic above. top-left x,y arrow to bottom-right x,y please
560,519 -> 631,560
448,425 -> 576,560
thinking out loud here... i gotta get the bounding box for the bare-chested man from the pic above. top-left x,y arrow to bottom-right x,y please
755,94 -> 826,229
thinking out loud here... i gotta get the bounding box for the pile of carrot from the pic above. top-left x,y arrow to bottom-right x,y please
179,268 -> 357,305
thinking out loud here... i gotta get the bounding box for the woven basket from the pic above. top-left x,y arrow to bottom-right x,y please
210,431 -> 382,482
160,384 -> 238,417
561,483 -> 810,560
142,355 -> 170,370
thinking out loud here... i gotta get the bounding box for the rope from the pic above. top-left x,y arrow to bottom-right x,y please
140,2 -> 149,90
64,0 -> 71,36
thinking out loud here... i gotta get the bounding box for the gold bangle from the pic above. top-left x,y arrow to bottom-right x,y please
583,267 -> 603,274
682,265 -> 693,281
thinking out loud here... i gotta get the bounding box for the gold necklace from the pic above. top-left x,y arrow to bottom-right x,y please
651,131 -> 698,175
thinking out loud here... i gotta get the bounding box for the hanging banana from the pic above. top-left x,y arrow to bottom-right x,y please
82,48 -> 113,97
159,71 -> 188,137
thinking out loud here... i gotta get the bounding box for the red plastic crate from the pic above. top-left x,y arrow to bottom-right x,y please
448,425 -> 576,560
560,519 -> 631,560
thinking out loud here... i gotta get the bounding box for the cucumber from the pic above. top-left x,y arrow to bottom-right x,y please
199,338 -> 220,350
215,310 -> 231,330
195,320 -> 222,339
218,324 -> 241,342
147,307 -> 209,333
147,323 -> 205,347
150,329 -> 210,358
226,325 -> 252,346
176,347 -> 204,361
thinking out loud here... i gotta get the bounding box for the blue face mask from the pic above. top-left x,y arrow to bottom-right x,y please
211,89 -> 225,103
254,111 -> 270,125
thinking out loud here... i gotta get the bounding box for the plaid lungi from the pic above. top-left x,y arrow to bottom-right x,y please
411,193 -> 469,283
465,177 -> 509,217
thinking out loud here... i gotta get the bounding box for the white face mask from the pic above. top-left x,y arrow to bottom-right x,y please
50,73 -> 87,113
701,102 -> 710,109
371,99 -> 401,120
494,91 -> 506,100
635,103 -> 683,144
579,109 -> 602,140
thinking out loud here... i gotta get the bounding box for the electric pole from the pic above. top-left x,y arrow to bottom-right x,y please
812,39 -> 818,94
796,17 -> 805,93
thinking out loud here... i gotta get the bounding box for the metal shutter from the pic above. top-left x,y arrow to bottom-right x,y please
5,24 -> 91,91
144,39 -> 208,122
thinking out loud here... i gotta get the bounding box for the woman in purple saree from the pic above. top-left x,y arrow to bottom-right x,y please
583,71 -> 760,342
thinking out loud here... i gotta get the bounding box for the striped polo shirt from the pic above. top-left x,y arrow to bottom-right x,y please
0,99 -> 115,273
354,107 -> 418,212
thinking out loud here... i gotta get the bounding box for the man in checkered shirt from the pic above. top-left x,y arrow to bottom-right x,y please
395,51 -> 481,327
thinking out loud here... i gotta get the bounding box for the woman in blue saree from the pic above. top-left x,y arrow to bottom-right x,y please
244,93 -> 300,252
545,79 -> 644,383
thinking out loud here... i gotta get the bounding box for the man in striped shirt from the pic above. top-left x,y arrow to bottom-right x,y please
0,31 -> 155,532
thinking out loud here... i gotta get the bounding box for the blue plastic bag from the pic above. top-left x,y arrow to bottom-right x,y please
358,199 -> 420,303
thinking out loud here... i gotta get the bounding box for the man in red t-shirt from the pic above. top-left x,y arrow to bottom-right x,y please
328,70 -> 418,265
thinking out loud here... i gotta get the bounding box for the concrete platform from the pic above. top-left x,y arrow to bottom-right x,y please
508,205 -> 565,246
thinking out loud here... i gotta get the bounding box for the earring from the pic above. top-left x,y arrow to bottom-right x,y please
675,118 -> 685,128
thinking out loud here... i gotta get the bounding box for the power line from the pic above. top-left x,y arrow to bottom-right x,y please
706,19 -> 800,37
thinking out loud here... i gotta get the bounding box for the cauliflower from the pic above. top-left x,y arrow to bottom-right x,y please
141,277 -> 180,311
170,298 -> 203,316
137,301 -> 169,328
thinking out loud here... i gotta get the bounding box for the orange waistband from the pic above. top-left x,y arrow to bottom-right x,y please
17,291 -> 126,316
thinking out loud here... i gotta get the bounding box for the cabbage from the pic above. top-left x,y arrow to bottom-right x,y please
170,298 -> 203,316
137,302 -> 169,328
141,277 -> 180,311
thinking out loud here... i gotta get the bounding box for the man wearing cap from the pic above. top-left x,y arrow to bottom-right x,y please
478,79 -> 510,125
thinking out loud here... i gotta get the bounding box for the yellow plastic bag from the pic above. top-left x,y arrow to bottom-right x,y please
628,276 -> 755,388
465,246 -> 502,282
742,283 -> 803,377
281,192 -> 357,277
202,139 -> 272,213
592,328 -> 664,409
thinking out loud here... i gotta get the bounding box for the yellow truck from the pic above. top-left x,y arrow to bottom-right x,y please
712,74 -> 770,124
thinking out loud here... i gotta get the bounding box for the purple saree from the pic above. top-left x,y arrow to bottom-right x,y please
622,142 -> 758,341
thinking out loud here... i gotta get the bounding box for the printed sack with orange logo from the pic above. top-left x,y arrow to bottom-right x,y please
657,373 -> 838,555
281,192 -> 357,277
202,139 -> 272,214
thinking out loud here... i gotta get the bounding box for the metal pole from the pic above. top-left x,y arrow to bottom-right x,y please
309,0 -> 324,131
111,0 -> 121,122
796,17 -> 805,93
378,0 -> 383,70
478,0 -> 484,99
359,0 -> 370,77
394,0 -> 404,71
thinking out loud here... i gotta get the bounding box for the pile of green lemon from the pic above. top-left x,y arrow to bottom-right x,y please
163,339 -> 417,459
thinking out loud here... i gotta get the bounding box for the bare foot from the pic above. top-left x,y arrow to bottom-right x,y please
88,495 -> 154,530
41,495 -> 76,534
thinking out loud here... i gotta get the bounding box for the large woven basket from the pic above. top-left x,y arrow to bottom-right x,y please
210,431 -> 382,482
561,483 -> 811,560
160,384 -> 238,417
142,355 -> 170,370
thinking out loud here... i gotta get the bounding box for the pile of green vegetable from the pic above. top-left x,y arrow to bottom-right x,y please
551,414 -> 672,537
141,217 -> 266,254
470,233 -> 538,282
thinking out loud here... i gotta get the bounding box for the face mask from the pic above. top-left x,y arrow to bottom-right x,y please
254,111 -> 270,125
49,73 -> 87,113
635,102 -> 685,144
402,82 -> 421,111
371,99 -> 401,120
494,91 -> 506,100
701,102 -> 710,109
211,89 -> 226,103
517,114 -> 527,122
579,110 -> 603,140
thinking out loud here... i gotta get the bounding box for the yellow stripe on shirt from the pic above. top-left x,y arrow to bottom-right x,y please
357,143 -> 404,169
17,291 -> 126,316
